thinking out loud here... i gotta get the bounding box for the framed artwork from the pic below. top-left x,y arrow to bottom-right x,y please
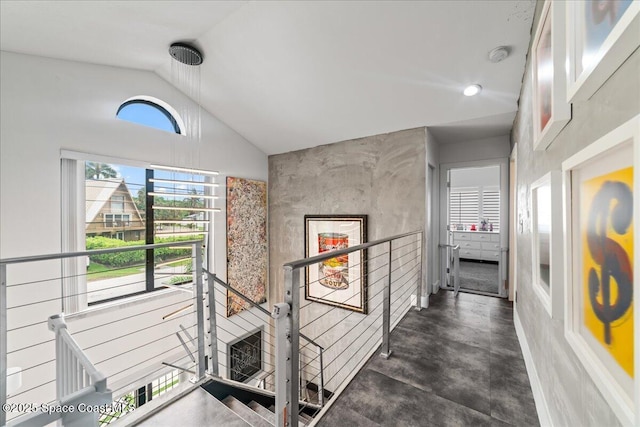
567,0 -> 639,102
228,328 -> 263,383
226,177 -> 267,317
562,115 -> 639,426
304,215 -> 367,313
530,171 -> 564,318
532,0 -> 571,151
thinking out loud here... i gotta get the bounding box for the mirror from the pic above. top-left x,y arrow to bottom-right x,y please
534,183 -> 551,291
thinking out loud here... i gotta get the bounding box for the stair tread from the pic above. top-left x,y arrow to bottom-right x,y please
264,403 -> 308,426
222,396 -> 274,427
248,401 -> 276,421
138,388 -> 250,427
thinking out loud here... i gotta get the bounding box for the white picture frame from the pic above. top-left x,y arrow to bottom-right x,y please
530,171 -> 563,318
532,0 -> 571,151
566,1 -> 640,102
562,114 -> 639,426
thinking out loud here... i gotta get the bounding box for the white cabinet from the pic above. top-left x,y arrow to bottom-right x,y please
450,231 -> 499,261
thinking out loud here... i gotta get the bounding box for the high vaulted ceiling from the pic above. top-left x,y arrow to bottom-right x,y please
0,1 -> 535,155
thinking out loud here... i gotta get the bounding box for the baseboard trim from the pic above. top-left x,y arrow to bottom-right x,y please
410,294 -> 429,308
514,311 -> 553,427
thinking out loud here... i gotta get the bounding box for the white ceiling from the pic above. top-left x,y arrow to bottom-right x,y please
0,0 -> 535,155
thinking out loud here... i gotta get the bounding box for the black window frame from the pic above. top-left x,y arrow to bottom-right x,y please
116,99 -> 182,135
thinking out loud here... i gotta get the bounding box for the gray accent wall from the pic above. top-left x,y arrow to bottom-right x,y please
512,3 -> 639,425
268,127 -> 426,306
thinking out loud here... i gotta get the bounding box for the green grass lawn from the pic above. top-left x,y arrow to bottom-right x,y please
86,262 -> 144,281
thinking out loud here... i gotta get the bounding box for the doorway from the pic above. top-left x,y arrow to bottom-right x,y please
439,160 -> 508,298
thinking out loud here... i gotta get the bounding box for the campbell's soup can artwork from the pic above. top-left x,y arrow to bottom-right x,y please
318,233 -> 349,289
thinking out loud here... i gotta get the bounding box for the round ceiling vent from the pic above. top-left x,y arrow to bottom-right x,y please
488,46 -> 509,63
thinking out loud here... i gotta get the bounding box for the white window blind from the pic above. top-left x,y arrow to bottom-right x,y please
449,188 -> 500,231
482,190 -> 500,231
449,190 -> 479,227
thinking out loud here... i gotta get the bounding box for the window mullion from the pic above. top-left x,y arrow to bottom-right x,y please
145,169 -> 155,292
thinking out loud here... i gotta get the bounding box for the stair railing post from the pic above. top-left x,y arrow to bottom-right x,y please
273,302 -> 289,427
1,264 -> 7,427
208,273 -> 220,377
194,242 -> 206,380
380,241 -> 393,359
415,231 -> 423,311
318,345 -> 324,407
285,266 -> 300,427
453,245 -> 461,296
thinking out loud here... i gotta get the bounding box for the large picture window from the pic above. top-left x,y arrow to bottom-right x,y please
63,155 -> 216,308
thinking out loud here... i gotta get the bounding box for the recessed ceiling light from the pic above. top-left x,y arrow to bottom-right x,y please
463,84 -> 482,96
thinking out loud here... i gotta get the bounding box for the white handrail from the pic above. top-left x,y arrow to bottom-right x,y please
48,315 -> 108,396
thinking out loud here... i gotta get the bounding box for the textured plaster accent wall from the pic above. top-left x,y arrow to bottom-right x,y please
268,127 -> 427,304
512,8 -> 639,425
268,127 -> 426,390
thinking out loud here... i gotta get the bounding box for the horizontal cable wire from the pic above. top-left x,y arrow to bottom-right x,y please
6,276 -> 191,311
298,259 -> 390,311
297,250 -> 390,290
213,300 -> 276,344
111,357 -> 196,397
390,275 -> 419,319
389,239 -> 420,255
298,278 -> 388,354
84,309 -> 194,351
109,341 -> 195,379
94,322 -> 197,366
323,303 -> 384,357
301,280 -> 384,351
299,352 -> 322,374
215,348 -> 277,371
390,247 -> 419,264
213,320 -> 275,351
324,311 -> 384,384
72,298 -> 194,335
214,322 -> 276,353
390,269 -> 419,308
9,378 -> 56,399
7,338 -> 55,355
389,259 -> 420,288
300,256 -> 368,291
388,254 -> 420,277
218,286 -> 275,327
7,319 -> 50,334
299,272 -> 387,336
7,358 -> 55,377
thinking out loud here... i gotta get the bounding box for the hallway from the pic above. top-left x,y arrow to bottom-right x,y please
318,291 -> 539,426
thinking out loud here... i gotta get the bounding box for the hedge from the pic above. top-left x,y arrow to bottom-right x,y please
87,235 -> 201,267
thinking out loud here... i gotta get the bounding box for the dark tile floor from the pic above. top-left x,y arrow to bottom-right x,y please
318,291 -> 539,427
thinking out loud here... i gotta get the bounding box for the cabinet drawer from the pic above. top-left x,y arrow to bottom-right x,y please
490,234 -> 499,243
458,241 -> 481,250
470,233 -> 492,242
452,232 -> 470,241
481,242 -> 500,251
460,249 -> 481,259
483,251 -> 500,261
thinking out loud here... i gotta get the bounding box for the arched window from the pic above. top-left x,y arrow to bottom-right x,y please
116,96 -> 184,135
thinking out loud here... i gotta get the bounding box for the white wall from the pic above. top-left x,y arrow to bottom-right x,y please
0,51 -> 269,411
438,135 -> 510,164
450,165 -> 500,190
425,128 -> 440,294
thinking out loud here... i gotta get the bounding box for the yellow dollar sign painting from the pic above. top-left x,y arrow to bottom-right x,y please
581,166 -> 634,377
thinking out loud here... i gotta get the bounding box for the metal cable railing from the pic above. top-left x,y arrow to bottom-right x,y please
0,240 -> 206,427
204,271 -> 325,417
274,230 -> 424,426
